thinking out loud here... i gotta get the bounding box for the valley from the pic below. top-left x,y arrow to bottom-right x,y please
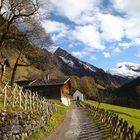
0,0 -> 140,139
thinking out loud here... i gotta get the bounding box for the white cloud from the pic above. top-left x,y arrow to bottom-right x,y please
117,62 -> 140,67
39,0 -> 140,60
113,0 -> 140,17
72,51 -> 85,58
118,42 -> 132,49
113,47 -> 122,54
41,20 -> 68,33
98,14 -> 124,41
124,18 -> 140,39
51,0 -> 100,24
133,38 -> 140,45
72,48 -> 94,58
90,55 -> 96,60
41,20 -> 69,41
71,25 -> 105,50
103,52 -> 111,58
113,0 -> 140,39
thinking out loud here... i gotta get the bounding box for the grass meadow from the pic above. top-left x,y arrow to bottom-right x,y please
86,100 -> 140,132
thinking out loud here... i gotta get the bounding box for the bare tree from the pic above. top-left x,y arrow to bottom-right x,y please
0,0 -> 40,49
0,0 -> 39,82
0,0 -> 52,84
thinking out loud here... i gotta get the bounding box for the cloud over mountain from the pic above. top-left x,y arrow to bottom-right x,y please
39,0 -> 140,69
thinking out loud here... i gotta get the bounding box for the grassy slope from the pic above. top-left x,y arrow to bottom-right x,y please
1,47 -> 43,82
86,100 -> 140,132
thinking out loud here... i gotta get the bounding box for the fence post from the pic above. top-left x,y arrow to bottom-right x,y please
12,85 -> 17,108
4,85 -> 7,108
29,91 -> 32,110
35,92 -> 38,111
32,92 -> 35,110
24,91 -> 28,110
19,87 -> 23,108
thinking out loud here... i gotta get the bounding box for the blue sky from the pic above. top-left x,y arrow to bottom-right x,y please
40,0 -> 140,70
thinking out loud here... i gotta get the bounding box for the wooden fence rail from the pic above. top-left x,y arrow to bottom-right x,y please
84,103 -> 140,140
0,84 -> 57,115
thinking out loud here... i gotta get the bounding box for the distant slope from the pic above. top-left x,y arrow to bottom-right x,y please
113,77 -> 140,99
104,77 -> 140,108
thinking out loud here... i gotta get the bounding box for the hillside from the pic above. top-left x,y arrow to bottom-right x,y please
0,47 -> 43,81
103,77 -> 140,108
113,77 -> 140,99
0,44 -> 130,99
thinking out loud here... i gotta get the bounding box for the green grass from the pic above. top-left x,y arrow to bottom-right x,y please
27,107 -> 66,140
27,99 -> 70,140
85,100 -> 140,132
51,99 -> 75,109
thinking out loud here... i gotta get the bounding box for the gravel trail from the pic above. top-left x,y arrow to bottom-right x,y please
45,106 -> 104,140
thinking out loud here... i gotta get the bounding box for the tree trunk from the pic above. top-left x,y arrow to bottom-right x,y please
0,64 -> 6,82
10,54 -> 21,86
97,101 -> 100,109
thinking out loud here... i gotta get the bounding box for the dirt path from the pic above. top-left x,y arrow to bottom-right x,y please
45,105 -> 105,140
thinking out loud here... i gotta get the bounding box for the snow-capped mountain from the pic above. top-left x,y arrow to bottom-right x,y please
108,62 -> 140,79
54,48 -> 127,88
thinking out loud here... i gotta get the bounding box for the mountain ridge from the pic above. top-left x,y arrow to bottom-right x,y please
54,47 -> 128,88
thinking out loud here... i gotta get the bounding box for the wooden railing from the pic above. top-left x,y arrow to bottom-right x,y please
0,84 -> 57,115
84,103 -> 140,140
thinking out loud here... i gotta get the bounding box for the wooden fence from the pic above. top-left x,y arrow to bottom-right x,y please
84,103 -> 140,140
0,84 -> 57,115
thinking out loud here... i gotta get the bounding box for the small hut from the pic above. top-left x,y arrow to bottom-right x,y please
73,90 -> 84,101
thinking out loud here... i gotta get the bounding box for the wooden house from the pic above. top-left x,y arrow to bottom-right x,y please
73,90 -> 84,101
17,78 -> 71,106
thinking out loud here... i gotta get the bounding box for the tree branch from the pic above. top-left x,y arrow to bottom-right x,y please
17,63 -> 32,67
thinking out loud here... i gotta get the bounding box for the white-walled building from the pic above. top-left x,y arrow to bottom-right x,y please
73,90 -> 84,101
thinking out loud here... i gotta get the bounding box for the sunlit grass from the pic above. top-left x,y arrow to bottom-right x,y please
85,100 -> 140,132
27,99 -> 69,140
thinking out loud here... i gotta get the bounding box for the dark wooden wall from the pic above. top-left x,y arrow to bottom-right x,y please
24,85 -> 61,100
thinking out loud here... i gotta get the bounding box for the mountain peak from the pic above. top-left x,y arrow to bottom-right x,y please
108,62 -> 140,79
55,47 -> 67,55
54,47 -> 127,87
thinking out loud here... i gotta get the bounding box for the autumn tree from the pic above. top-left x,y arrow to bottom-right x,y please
80,76 -> 98,99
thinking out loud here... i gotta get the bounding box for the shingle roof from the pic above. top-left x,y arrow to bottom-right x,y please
28,78 -> 71,86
